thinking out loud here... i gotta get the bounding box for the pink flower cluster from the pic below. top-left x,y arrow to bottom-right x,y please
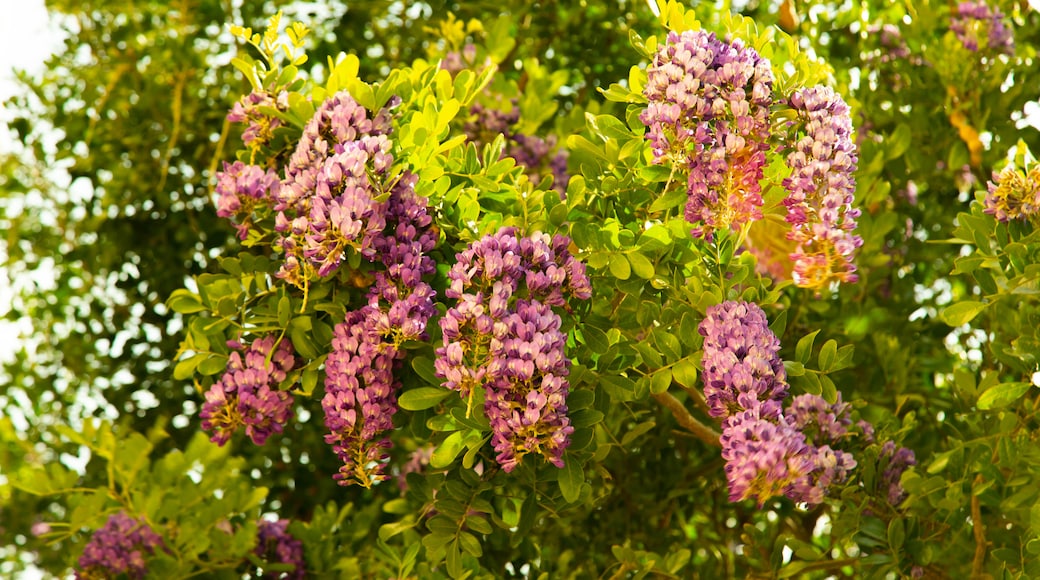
641,30 -> 774,240
200,335 -> 297,446
951,1 -> 1014,55
699,301 -> 857,505
254,519 -> 306,579
273,91 -> 398,286
464,102 -> 570,194
984,163 -> 1040,223
215,160 -> 281,240
227,89 -> 289,150
782,86 -> 863,291
435,228 -> 591,471
322,174 -> 438,487
76,512 -> 164,580
641,31 -> 864,291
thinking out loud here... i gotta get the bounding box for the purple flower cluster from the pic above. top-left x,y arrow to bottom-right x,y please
435,228 -> 591,471
783,86 -> 863,291
272,91 -> 396,286
865,23 -> 913,64
200,335 -> 297,446
879,440 -> 917,505
440,43 -> 479,75
76,512 -> 163,580
951,1 -> 1014,55
640,30 -> 774,240
699,301 -> 856,505
227,89 -> 289,150
720,410 -> 815,504
254,519 -> 305,579
215,161 -> 281,240
322,174 -> 438,487
983,164 -> 1040,223
464,102 -> 571,194
786,393 -> 857,504
698,300 -> 788,420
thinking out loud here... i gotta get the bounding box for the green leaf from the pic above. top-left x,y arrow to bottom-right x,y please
795,330 -> 821,365
277,294 -> 291,327
977,382 -> 1032,410
621,420 -> 656,446
941,301 -> 988,326
167,289 -> 206,314
648,186 -> 686,213
558,459 -> 583,503
818,339 -> 837,372
198,354 -> 228,376
887,518 -> 905,551
431,431 -> 466,469
398,387 -> 452,411
650,368 -> 672,394
885,124 -> 912,160
174,353 -> 207,380
458,531 -> 482,557
783,360 -> 805,377
411,356 -> 441,386
581,325 -> 610,352
609,254 -> 631,280
672,357 -> 698,389
627,251 -> 655,279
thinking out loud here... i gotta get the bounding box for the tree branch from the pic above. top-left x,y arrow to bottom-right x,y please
971,474 -> 987,578
652,391 -> 721,447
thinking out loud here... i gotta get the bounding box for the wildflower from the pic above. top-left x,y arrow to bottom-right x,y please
641,30 -> 774,239
783,85 -> 863,290
76,512 -> 163,580
951,1 -> 1014,55
983,163 -> 1040,223
215,161 -> 281,240
436,228 -> 591,471
254,519 -> 305,579
698,300 -> 788,420
200,335 -> 297,446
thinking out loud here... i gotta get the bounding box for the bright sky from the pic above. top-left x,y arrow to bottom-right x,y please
0,0 -> 64,362
0,0 -> 62,102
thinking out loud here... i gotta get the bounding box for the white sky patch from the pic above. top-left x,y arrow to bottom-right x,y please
1,1 -> 65,364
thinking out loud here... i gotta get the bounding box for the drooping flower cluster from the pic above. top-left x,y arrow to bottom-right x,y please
865,23 -> 913,64
76,512 -> 164,580
719,409 -> 815,503
785,393 -> 858,504
227,89 -> 289,151
273,90 -> 397,286
464,102 -> 571,194
254,519 -> 306,579
641,29 -> 774,240
699,301 -> 856,505
215,161 -> 281,240
200,335 -> 297,446
698,300 -> 789,420
782,86 -> 863,291
879,440 -> 917,505
435,227 -> 592,471
984,162 -> 1040,224
322,173 -> 438,487
951,1 -> 1014,55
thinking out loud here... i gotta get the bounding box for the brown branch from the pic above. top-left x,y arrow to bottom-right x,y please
652,391 -> 721,447
971,474 -> 987,578
675,381 -> 712,417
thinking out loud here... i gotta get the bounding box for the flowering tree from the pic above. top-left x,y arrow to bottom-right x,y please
4,1 -> 1040,578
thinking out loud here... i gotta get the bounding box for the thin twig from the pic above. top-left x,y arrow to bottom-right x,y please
652,391 -> 721,447
676,381 -> 712,417
971,474 -> 987,578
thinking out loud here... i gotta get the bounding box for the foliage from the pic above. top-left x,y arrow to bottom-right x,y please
3,0 -> 1040,578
